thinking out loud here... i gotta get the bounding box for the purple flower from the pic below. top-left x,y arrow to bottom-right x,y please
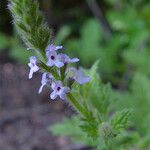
69,68 -> 91,85
50,81 -> 70,100
58,54 -> 79,64
46,50 -> 64,68
75,69 -> 91,85
28,56 -> 39,79
38,72 -> 54,94
46,44 -> 63,52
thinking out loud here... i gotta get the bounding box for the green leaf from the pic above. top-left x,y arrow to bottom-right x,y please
9,39 -> 33,64
74,61 -> 111,115
49,117 -> 96,146
111,109 -> 131,133
55,26 -> 71,44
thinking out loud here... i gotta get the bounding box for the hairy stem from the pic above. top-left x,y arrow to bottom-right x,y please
40,61 -> 60,80
67,93 -> 89,118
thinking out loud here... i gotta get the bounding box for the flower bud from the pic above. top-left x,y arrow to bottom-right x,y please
100,122 -> 116,140
67,77 -> 75,88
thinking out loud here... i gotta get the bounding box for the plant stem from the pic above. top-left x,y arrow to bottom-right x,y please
67,93 -> 89,118
40,61 -> 60,80
41,58 -> 88,119
60,64 -> 66,81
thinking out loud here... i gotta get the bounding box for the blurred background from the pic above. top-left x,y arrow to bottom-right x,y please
0,0 -> 150,150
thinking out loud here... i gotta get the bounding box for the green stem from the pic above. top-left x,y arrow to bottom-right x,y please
41,60 -> 88,119
60,64 -> 67,81
67,93 -> 89,118
40,61 -> 60,80
36,50 -> 46,63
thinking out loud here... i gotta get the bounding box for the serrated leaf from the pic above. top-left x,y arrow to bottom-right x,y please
111,109 -> 131,133
74,61 -> 111,115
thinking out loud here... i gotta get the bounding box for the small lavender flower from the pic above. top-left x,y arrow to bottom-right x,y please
75,69 -> 91,84
58,53 -> 79,64
69,68 -> 90,85
46,50 -> 64,68
46,44 -> 63,52
28,56 -> 39,79
38,72 -> 54,94
50,81 -> 70,100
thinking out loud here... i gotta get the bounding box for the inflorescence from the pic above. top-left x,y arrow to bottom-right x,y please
28,44 -> 90,100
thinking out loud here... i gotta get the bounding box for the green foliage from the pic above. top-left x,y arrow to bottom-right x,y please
124,49 -> 150,75
51,62 -> 131,149
74,61 -> 111,115
111,109 -> 131,134
66,19 -> 102,65
54,26 -> 71,45
0,33 -> 10,51
79,113 -> 99,140
131,73 -> 150,135
51,1 -> 150,149
66,19 -> 122,75
49,117 -> 96,146
9,0 -> 51,52
9,37 -> 34,63
0,32 -> 33,64
110,73 -> 150,149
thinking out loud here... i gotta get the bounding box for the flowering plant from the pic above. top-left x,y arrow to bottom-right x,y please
9,0 -> 131,149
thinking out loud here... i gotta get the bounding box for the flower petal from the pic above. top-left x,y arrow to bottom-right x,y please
59,92 -> 66,100
51,82 -> 56,90
50,91 -> 57,100
63,87 -> 70,93
46,44 -> 63,52
54,61 -> 64,68
70,58 -> 79,63
29,70 -> 33,79
38,84 -> 45,94
46,60 -> 54,67
56,81 -> 62,87
55,45 -> 63,50
32,66 -> 39,72
76,77 -> 91,85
